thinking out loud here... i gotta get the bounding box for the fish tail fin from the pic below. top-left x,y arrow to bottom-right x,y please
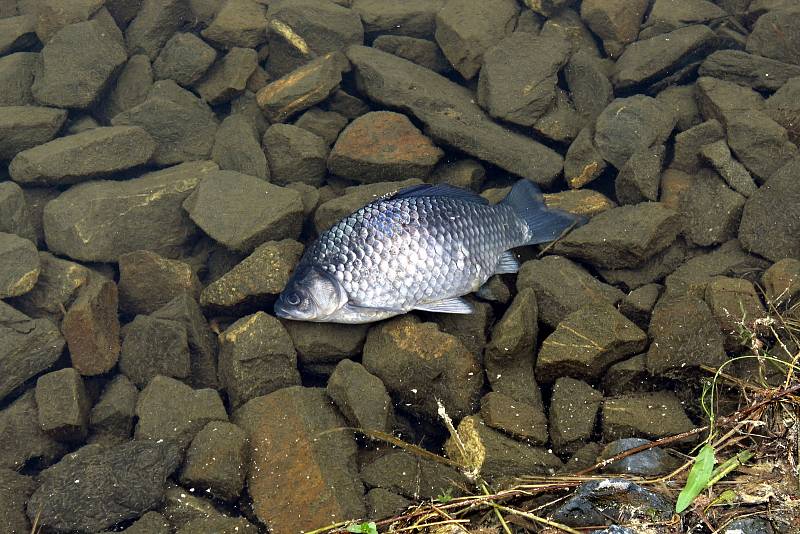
502,180 -> 584,245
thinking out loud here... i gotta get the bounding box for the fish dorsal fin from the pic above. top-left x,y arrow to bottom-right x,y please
388,184 -> 489,204
413,297 -> 474,314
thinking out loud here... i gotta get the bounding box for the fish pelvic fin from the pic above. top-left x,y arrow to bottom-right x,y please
413,297 -> 474,314
502,180 -> 585,245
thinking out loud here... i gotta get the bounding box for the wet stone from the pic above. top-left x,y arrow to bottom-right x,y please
294,108 -> 348,147
430,159 -> 485,191
99,54 -> 154,122
323,89 -> 370,119
602,392 -> 695,441
201,0 -> 267,50
366,488 -> 411,520
696,76 -> 764,127
283,321 -> 369,367
544,189 -> 617,219
32,20 -> 127,110
699,50 -> 800,92
549,377 -> 602,455
537,301 -> 648,383
580,0 -> 648,57
601,354 -> 655,395
211,114 -> 268,180
118,512 -> 171,534
176,516 -> 258,534
533,87 -> 585,143
614,144 -> 664,205
125,0 -> 191,60
553,479 -> 673,528
35,368 -> 90,443
26,441 -> 180,534
706,277 -> 767,349
0,52 -> 38,106
561,442 -> 604,474
672,119 -> 726,173
724,517 -> 776,534
360,450 -> 467,500
0,182 -> 36,242
762,258 -> 800,309
619,284 -> 662,329
480,391 -> 548,445
353,0 -> 444,40
263,123 -> 328,186
233,386 -> 365,534
183,170 -> 303,253
655,84 -> 701,132
118,250 -> 201,317
766,76 -> 800,145
373,35 -> 450,74
597,239 -> 688,291
0,233 -> 39,298
642,0 -> 726,39
485,287 -> 538,373
680,169 -> 746,247
430,298 -> 494,355
120,315 -> 191,388
286,182 -> 320,218
0,468 -> 35,534
565,126 -> 607,189
329,111 -> 443,183
10,126 -> 155,186
194,47 -> 257,105
0,106 -> 67,161
699,140 -> 758,197
0,390 -> 65,470
180,421 -> 248,502
153,33 -> 217,86
34,0 -> 105,44
746,7 -> 800,66
327,359 -> 392,434
565,50 -> 614,123
89,375 -> 138,439
725,109 -> 798,184
0,15 -> 37,56
158,483 -> 223,527
600,437 -> 679,476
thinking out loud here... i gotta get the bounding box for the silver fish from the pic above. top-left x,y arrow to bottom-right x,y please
274,180 -> 579,323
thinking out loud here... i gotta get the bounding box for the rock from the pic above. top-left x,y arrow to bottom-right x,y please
553,203 -> 681,269
99,54 -> 154,121
353,0 -> 444,40
540,7 -> 603,56
118,250 -> 200,317
314,178 -> 422,233
257,52 -> 346,123
699,50 -> 800,92
544,189 -> 616,219
0,468 -> 35,534
517,255 -> 624,327
153,32 -> 216,86
480,391 -> 548,444
366,488 -> 411,520
641,0 -> 726,39
699,140 -> 758,197
725,109 -> 798,184
430,159 -> 485,190
597,239 -> 688,290
561,442 -> 604,474
327,359 -> 392,433
211,114 -> 268,180
283,321 -> 369,366
434,0 -> 519,80
363,315 -> 483,420
26,441 -> 180,533
10,126 -> 155,186
739,157 -> 800,262
201,0 -> 266,49
602,392 -> 695,441
176,516 -> 258,534
611,25 -> 717,92
347,45 -> 564,186
31,20 -> 126,110
0,105 -> 67,161
696,76 -> 764,126
119,512 -> 171,534
33,0 -> 104,44
44,161 -> 217,262
724,517 -> 776,534
0,15 -> 36,56
0,52 -> 38,106
233,387 -> 365,533
580,0 -> 648,57
615,144 -> 664,205
747,8 -> 800,66
601,354 -> 655,395
263,123 -> 328,186
360,450 -> 467,500
265,0 -> 364,78
0,182 -> 36,241
125,0 -> 191,60
0,390 -> 65,470
323,89 -> 370,119
294,108 -> 349,146
672,120 -> 726,175
762,258 -> 800,309
180,421 -> 248,502
619,284 -> 662,329
445,415 -> 562,479
646,295 -> 727,376
194,47 -> 257,105
600,438 -> 678,476
706,276 -> 766,349
477,31 -> 569,126
35,368 -> 90,442
217,312 -> 300,409
183,171 -> 303,252
564,126 -> 607,189
553,479 -> 672,527
565,50 -> 614,123
120,315 -> 191,387
655,84 -> 701,132
158,483 -> 223,527
62,275 -> 120,376
89,375 -> 138,438
373,35 -> 450,74
112,81 -> 219,166
0,233 -> 38,298
532,88 -> 585,143
766,75 -> 800,144
594,96 -> 676,169
329,111 -> 443,183
679,169 -> 745,247
549,377 -> 602,454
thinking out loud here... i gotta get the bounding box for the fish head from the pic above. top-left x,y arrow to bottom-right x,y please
274,265 -> 347,321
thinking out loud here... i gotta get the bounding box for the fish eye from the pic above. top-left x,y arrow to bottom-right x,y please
286,292 -> 301,306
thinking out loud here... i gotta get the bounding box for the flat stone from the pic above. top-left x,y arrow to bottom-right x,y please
62,274 -> 120,376
619,284 -> 662,329
0,233 -> 39,298
696,76 -> 764,127
594,96 -> 676,169
120,315 -> 191,388
158,483 -> 223,528
0,182 -> 36,242
125,0 -> 191,60
564,126 -> 607,189
544,189 -> 617,219
33,0 -> 104,44
362,315 -> 483,420
480,391 -> 548,444
44,161 -> 217,262
655,84 -> 701,132
32,20 -> 127,110
553,478 -> 673,527
533,88 -> 585,143
550,377 -> 602,454
233,386 -> 365,534
194,47 -> 257,105
360,450 -> 467,500
118,250 -> 200,317
153,32 -> 217,86
565,49 -> 614,123
430,159 -> 485,190
373,35 -> 450,74
366,488 -> 411,520
180,421 -> 248,502
283,321 -> 369,366
700,49 -> 800,92
762,258 -> 800,309
89,375 -> 138,438
602,392 -> 695,441
201,0 -> 267,49
118,512 -> 171,534
264,123 -> 328,186
0,15 -> 37,56
0,52 -> 38,106
597,239 -> 688,290
353,0 -> 444,40
540,7 -> 605,56
183,171 -> 303,253
293,107 -> 349,146
615,144 -> 664,205
747,7 -> 800,66
0,105 -> 67,161
329,111 -> 443,183
766,75 -> 800,145
327,359 -> 392,433
35,367 -> 90,442
322,88 -> 370,119
0,390 -> 65,470
673,121 -> 725,178
699,140 -> 757,197
680,169 -> 746,247
0,468 -> 35,534
580,0 -> 648,57
706,276 -> 767,349
641,0 -> 726,39
212,114 -> 268,180
175,515 -> 258,534
600,437 -> 680,476
99,54 -> 154,122
347,45 -> 564,186
10,126 -> 155,186
725,109 -> 798,184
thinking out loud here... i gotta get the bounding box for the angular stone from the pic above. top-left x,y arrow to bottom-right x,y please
564,126 -> 607,189
594,96 -> 676,169
118,250 -> 200,317
580,0 -> 648,57
762,258 -> 800,309
615,144 -> 664,205
119,512 -> 171,534
739,157 -> 800,262
480,391 -> 548,444
125,0 -> 191,60
699,50 -> 800,92
550,377 -> 602,454
746,7 -> 800,66
696,76 -> 764,127
120,315 -> 191,388
194,47 -> 257,105
766,76 -> 800,145
485,288 -> 538,394
183,171 -> 303,253
99,54 -> 154,122
0,390 -> 65,470
565,50 -> 614,123
553,478 -> 673,527
646,295 -> 727,376
699,140 -> 757,197
283,321 -> 369,366
211,113 -> 268,180
353,0 -> 444,40
32,20 -> 126,110
89,375 -> 138,438
602,392 -> 695,441
597,239 -> 688,290
0,182 -> 36,242
679,169 -> 745,247
363,315 -> 483,420
365,488 -> 412,520
533,88 -> 585,144
294,108 -> 349,146
233,387 -> 365,533
327,359 -> 392,433
706,276 -> 767,349
725,109 -> 798,184
35,368 -> 90,442
323,88 -> 370,119
264,123 -> 328,186
0,468 -> 35,534
158,483 -> 223,528
44,161 -> 217,262
33,0 -> 104,44
601,354 -> 655,395
0,15 -> 37,55
26,441 -> 180,533
655,84 -> 701,132
619,284 -> 662,329
176,515 -> 258,534
329,111 -> 443,183
672,120 -> 725,175
0,105 -> 67,161
0,52 -> 38,106
347,45 -> 564,186
360,450 -> 467,500
153,32 -> 216,86
0,233 -> 39,298
642,0 -> 726,38
62,275 -> 120,376
201,0 -> 267,49
10,126 -> 155,186
544,189 -> 616,219
373,35 -> 450,74
434,0 -> 519,80
180,421 -> 248,502
430,159 -> 485,190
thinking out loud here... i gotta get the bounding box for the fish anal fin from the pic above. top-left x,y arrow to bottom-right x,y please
495,251 -> 520,274
414,297 -> 473,314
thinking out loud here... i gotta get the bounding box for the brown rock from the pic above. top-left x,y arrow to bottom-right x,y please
480,391 -> 548,445
118,250 -> 201,316
544,189 -> 616,219
705,276 -> 767,349
62,275 -> 120,376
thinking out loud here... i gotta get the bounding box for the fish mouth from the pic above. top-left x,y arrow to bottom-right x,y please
273,299 -> 295,320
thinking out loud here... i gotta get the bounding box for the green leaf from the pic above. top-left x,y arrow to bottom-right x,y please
346,522 -> 378,534
676,444 -> 716,513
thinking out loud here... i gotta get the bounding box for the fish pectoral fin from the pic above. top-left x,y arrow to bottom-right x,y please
413,297 -> 474,314
495,251 -> 520,274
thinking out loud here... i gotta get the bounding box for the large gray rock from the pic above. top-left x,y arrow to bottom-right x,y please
125,0 -> 191,60
0,233 -> 39,298
725,109 -> 798,184
0,15 -> 37,56
119,315 -> 191,388
35,367 -> 91,442
0,391 -> 65,470
0,182 -> 36,241
0,468 -> 35,534
0,105 -> 67,161
153,32 -> 216,86
0,52 -> 38,106
699,50 -> 800,92
99,54 -> 154,122
580,0 -> 648,57
353,0 -> 444,40
679,169 -> 745,247
212,114 -> 268,180
746,7 -> 800,66
264,123 -> 328,186
201,0 -> 268,50
194,47 -> 257,105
